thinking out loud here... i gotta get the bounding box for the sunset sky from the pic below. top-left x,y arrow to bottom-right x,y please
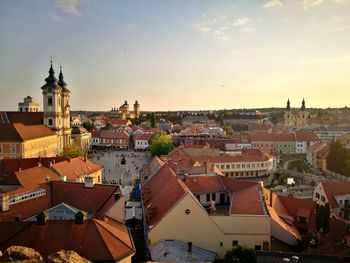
0,0 -> 350,111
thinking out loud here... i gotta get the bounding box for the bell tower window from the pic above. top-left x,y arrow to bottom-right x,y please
48,119 -> 53,126
48,97 -> 53,106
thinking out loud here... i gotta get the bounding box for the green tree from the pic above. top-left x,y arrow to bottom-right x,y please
150,113 -> 156,128
224,245 -> 257,263
326,140 -> 350,176
223,123 -> 235,136
316,203 -> 330,233
148,132 -> 173,156
63,142 -> 85,158
82,121 -> 94,131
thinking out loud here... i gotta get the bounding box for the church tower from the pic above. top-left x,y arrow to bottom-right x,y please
134,100 -> 140,118
41,60 -> 71,153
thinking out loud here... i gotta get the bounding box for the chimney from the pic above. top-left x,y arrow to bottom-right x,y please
36,212 -> 47,225
0,194 -> 10,212
206,161 -> 211,175
49,162 -> 53,168
84,176 -> 95,188
75,211 -> 84,224
68,157 -> 71,163
37,162 -> 42,167
84,154 -> 87,162
60,175 -> 67,182
187,242 -> 192,253
210,201 -> 216,215
53,159 -> 56,164
292,256 -> 299,263
45,176 -> 50,182
18,166 -> 22,172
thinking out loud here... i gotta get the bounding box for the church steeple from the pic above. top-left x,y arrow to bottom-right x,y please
42,58 -> 59,89
58,65 -> 68,91
301,98 -> 306,110
286,98 -> 291,111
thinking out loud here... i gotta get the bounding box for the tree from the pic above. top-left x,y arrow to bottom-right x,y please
63,142 -> 85,158
326,140 -> 350,176
316,203 -> 330,233
224,245 -> 257,263
148,132 -> 173,156
223,123 -> 235,136
150,113 -> 156,128
82,121 -> 94,131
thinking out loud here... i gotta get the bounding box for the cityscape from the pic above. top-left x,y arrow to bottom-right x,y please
1,1 -> 350,263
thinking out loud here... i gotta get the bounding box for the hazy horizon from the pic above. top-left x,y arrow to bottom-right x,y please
1,0 -> 350,111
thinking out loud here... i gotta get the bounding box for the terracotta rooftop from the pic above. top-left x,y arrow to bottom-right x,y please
0,123 -> 55,142
99,130 -> 129,139
0,112 -> 43,125
135,133 -> 152,141
51,157 -> 102,181
321,181 -> 350,209
230,184 -> 265,215
0,218 -> 134,261
184,175 -> 224,194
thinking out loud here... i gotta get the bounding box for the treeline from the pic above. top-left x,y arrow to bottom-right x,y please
326,140 -> 350,177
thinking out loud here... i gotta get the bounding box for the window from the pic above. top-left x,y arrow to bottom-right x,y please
220,242 -> 223,247
48,119 -> 53,126
232,240 -> 238,246
10,144 -> 16,154
48,97 -> 53,106
321,196 -> 326,202
0,145 -> 2,154
226,164 -> 230,169
221,164 -> 224,169
212,193 -> 216,201
255,245 -> 262,251
315,193 -> 320,199
298,216 -> 307,224
206,194 -> 210,202
339,200 -> 343,205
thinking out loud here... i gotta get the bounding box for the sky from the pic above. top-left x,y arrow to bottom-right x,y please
0,0 -> 350,111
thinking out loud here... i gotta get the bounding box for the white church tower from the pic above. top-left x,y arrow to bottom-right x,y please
41,60 -> 71,153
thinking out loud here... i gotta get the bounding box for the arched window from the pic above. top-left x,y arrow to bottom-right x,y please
48,97 -> 53,106
48,119 -> 53,126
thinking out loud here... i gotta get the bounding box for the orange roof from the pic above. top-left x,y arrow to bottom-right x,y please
0,219 -> 134,261
99,130 -> 129,139
184,176 -> 224,193
135,133 -> 152,141
51,181 -> 119,215
321,181 -> 350,209
0,112 -> 43,125
0,123 -> 55,142
294,131 -> 320,142
143,165 -> 188,227
51,157 -> 102,181
110,119 -> 131,126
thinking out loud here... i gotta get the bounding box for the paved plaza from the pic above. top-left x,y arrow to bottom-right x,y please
90,149 -> 152,186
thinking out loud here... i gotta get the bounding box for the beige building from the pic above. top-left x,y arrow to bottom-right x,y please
18,96 -> 39,112
0,123 -> 59,159
109,100 -> 140,120
284,99 -> 309,128
143,165 -> 271,258
71,127 -> 92,152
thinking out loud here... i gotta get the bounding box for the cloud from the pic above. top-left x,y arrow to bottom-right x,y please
20,37 -> 31,43
55,0 -> 83,16
50,13 -> 64,22
263,0 -> 283,8
232,17 -> 250,27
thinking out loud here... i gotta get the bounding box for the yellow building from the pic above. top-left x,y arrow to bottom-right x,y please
18,96 -> 39,112
0,123 -> 59,159
284,99 -> 309,127
108,100 -> 141,120
143,165 -> 271,258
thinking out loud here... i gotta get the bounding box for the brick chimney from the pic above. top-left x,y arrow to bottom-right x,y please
36,212 -> 47,225
0,194 -> 10,212
60,175 -> 67,182
210,200 -> 216,215
84,176 -> 95,188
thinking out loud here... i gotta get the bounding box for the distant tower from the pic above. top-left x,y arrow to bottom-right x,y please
286,99 -> 291,111
41,59 -> 71,153
18,96 -> 39,112
134,100 -> 140,118
301,98 -> 306,111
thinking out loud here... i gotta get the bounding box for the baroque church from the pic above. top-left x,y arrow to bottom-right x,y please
284,98 -> 309,128
41,60 -> 72,151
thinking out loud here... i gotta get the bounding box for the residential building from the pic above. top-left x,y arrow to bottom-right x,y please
142,164 -> 271,258
110,119 -> 132,128
182,115 -> 209,126
313,181 -> 350,222
0,123 -> 58,158
134,133 -> 152,150
71,127 -> 92,152
18,96 -> 39,112
311,126 -> 350,143
159,119 -> 173,133
306,143 -> 329,172
284,99 -> 309,128
97,130 -> 129,149
223,110 -> 264,125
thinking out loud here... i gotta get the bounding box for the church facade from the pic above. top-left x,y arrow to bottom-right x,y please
41,61 -> 72,152
284,99 -> 309,128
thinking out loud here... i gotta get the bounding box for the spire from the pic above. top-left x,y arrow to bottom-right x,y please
286,98 -> 291,111
301,98 -> 306,110
42,58 -> 59,89
58,64 -> 68,90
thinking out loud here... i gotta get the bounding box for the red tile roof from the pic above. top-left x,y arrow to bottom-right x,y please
0,123 -> 54,142
51,181 -> 120,215
0,112 -> 43,125
230,184 -> 264,215
321,181 -> 350,209
0,219 -> 134,261
135,133 -> 152,141
51,157 -> 102,181
110,119 -> 131,126
143,165 -> 188,227
99,130 -> 129,139
184,176 -> 224,193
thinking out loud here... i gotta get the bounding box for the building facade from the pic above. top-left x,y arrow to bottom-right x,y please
18,96 -> 39,112
284,99 -> 309,128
